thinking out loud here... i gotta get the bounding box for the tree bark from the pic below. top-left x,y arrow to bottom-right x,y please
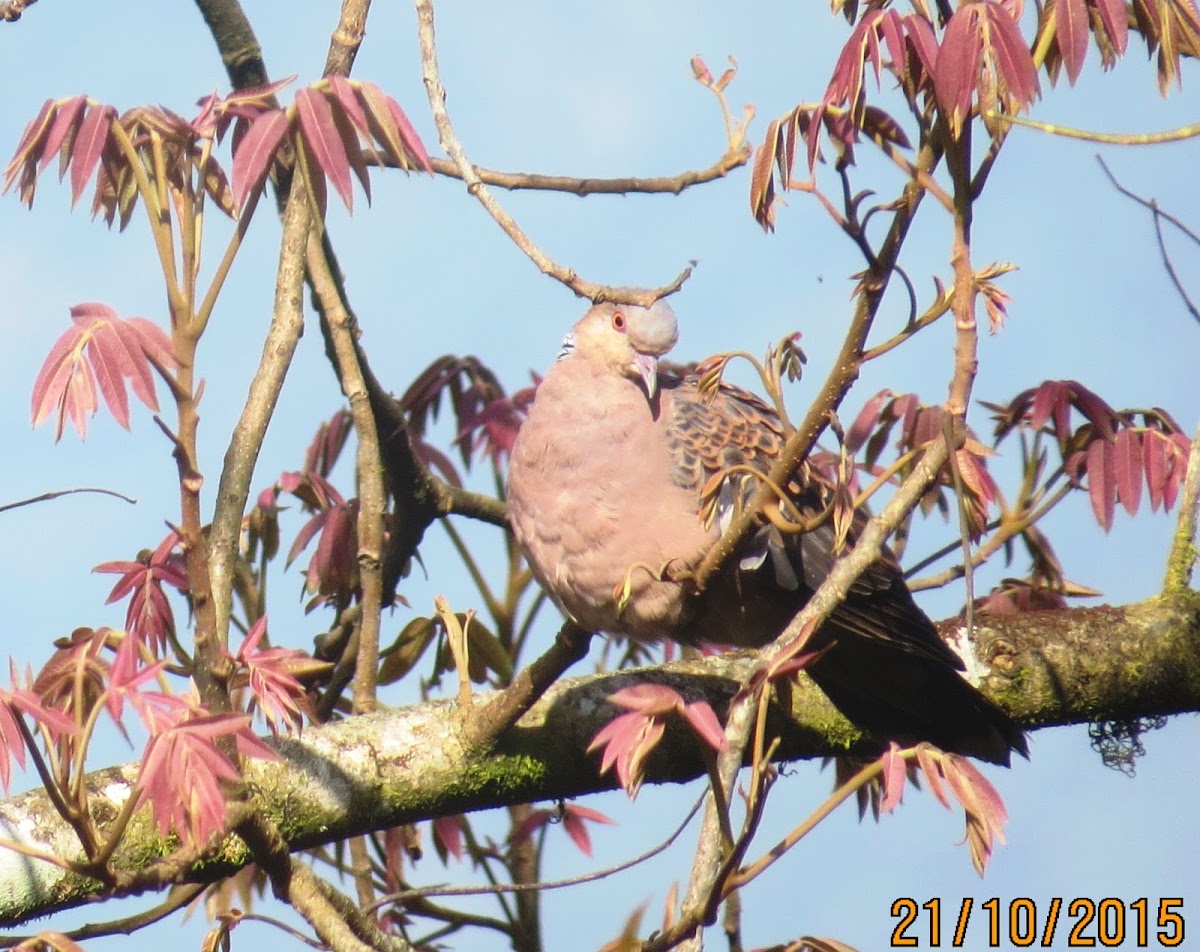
0,594 -> 1196,927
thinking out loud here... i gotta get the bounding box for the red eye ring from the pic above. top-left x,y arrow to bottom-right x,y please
612,311 -> 626,332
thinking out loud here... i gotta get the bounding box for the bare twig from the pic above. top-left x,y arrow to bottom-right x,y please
372,794 -> 705,909
412,0 -> 692,306
992,112 -> 1200,146
1098,157 -> 1200,325
0,884 -> 204,946
0,487 -> 136,514
463,623 -> 592,750
411,149 -> 751,196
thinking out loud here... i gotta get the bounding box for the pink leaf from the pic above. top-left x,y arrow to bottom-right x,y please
682,701 -> 727,753
40,95 -> 87,175
1163,433 -> 1190,511
982,2 -> 1040,106
231,108 -> 289,212
1113,427 -> 1142,516
915,745 -> 951,809
3,98 -> 55,195
1144,429 -> 1167,512
432,814 -> 465,862
609,683 -> 683,716
385,96 -> 432,173
1091,0 -> 1129,59
1057,0 -> 1091,83
69,104 -> 115,206
1086,437 -> 1116,531
879,742 -> 906,813
561,803 -> 616,858
846,390 -> 892,453
905,13 -> 941,78
295,86 -> 354,211
934,5 -> 982,137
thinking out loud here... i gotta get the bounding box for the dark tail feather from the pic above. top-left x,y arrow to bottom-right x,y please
807,638 -> 1028,766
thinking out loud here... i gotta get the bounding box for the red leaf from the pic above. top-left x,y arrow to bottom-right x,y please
1057,0 -> 1091,82
1070,380 -> 1117,440
386,95 -> 432,173
432,814 -> 465,862
357,82 -> 432,175
1029,379 -> 1067,434
682,701 -> 727,753
1144,429 -> 1167,511
1091,0 -> 1130,58
879,743 -> 907,813
31,305 -> 173,441
1086,437 -> 1116,531
1163,433 -> 1190,511
234,617 -> 316,734
327,76 -> 371,134
935,5 -> 983,137
847,390 -> 893,453
561,803 -> 616,858
136,711 -> 275,846
327,90 -> 372,205
3,98 -> 56,196
915,746 -> 951,809
40,95 -> 87,175
231,109 -> 289,212
981,2 -> 1040,106
85,321 -> 136,429
905,14 -> 941,78
69,104 -> 115,207
609,683 -> 684,716
587,710 -> 665,800
295,86 -> 354,211
1113,428 -> 1142,516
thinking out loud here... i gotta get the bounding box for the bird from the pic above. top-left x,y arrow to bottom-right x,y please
506,299 -> 1027,766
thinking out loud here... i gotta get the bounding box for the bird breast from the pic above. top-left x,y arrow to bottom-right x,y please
507,362 -> 715,641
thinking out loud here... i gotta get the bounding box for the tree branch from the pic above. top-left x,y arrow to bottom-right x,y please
1,595 -> 1196,926
413,149 -> 751,197
412,0 -> 692,306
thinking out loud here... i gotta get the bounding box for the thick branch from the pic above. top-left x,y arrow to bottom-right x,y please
0,595 -> 1196,927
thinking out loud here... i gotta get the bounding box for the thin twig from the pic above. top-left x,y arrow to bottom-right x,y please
412,0 -> 692,306
0,883 -> 204,945
405,149 -> 751,195
1098,157 -> 1200,325
0,487 -> 136,515
370,794 -> 705,909
992,112 -> 1200,146
693,138 -> 943,591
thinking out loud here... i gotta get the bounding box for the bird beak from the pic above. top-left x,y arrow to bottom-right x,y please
632,352 -> 659,399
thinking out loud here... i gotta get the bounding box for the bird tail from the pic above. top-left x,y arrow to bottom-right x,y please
807,635 -> 1029,766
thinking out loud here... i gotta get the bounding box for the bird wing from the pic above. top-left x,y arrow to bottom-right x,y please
663,375 -> 962,669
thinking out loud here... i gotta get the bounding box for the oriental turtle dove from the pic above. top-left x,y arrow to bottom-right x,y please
507,300 -> 1027,765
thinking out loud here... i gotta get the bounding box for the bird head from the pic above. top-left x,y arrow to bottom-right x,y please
569,300 -> 679,399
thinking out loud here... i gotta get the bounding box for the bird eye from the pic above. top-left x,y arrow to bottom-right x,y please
612,311 -> 626,332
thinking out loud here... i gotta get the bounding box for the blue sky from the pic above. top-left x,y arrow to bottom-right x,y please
0,2 -> 1197,950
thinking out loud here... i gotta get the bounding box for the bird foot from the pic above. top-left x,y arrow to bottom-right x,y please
613,558 -> 693,618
